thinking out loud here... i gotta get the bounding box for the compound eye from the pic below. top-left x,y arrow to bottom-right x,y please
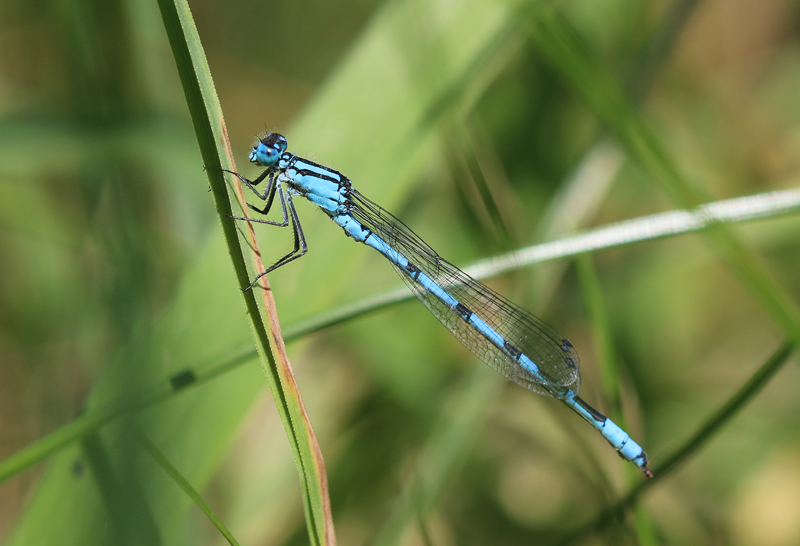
252,133 -> 288,166
275,135 -> 288,153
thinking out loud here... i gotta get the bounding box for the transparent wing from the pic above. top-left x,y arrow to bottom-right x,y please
349,190 -> 580,398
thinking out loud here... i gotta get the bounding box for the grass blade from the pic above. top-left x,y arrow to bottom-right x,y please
524,6 -> 800,348
133,428 -> 240,546
1,188 -> 795,489
559,340 -> 795,545
155,0 -> 333,543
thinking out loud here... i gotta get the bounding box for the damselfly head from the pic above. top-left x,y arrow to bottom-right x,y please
249,133 -> 288,167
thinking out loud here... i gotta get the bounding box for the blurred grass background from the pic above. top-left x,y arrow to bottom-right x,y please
2,0 -> 800,544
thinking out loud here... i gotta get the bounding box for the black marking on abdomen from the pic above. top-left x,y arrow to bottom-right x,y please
362,228 -> 372,242
455,303 -> 472,321
504,341 -> 522,360
404,262 -> 421,280
575,397 -> 608,423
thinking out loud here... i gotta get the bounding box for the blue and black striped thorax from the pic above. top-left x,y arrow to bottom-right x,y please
249,133 -> 356,215
275,153 -> 359,217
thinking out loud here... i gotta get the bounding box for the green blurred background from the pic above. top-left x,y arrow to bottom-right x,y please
2,0 -> 800,544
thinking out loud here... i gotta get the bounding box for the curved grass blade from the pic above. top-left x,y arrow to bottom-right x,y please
524,5 -> 800,350
372,365 -> 502,546
1,187 -> 797,489
0,349 -> 256,484
557,340 -> 795,545
80,431 -> 163,546
132,427 -> 240,546
155,0 -> 334,543
577,255 -> 656,543
288,187 -> 800,342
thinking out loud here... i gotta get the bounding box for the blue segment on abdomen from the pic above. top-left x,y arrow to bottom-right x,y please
562,396 -> 647,464
331,212 -> 649,473
334,213 -> 457,308
461,312 -> 550,385
332,212 -> 553,385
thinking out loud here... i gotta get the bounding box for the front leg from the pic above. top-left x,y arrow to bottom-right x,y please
228,181 -> 289,227
243,192 -> 308,291
222,168 -> 272,200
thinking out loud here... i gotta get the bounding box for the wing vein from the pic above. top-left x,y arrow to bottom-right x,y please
348,190 -> 580,398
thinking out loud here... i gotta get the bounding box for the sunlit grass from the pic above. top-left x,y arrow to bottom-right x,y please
1,0 -> 799,545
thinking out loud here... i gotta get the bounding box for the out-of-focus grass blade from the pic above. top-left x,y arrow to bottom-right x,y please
3,0 -> 536,544
576,255 -> 657,544
1,188 -> 796,490
132,428 -> 240,546
289,187 -> 800,341
0,349 -> 257,485
559,340 -> 795,545
372,365 -> 502,546
80,431 -> 163,546
524,6 -> 800,348
576,256 -> 623,416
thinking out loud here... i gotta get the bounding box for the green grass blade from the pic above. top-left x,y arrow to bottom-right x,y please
560,340 -> 795,544
651,341 -> 795,478
80,432 -> 163,546
132,428 -> 240,546
525,6 -> 800,347
1,188 -> 795,491
0,349 -> 256,485
576,255 -> 623,415
155,0 -> 333,543
576,255 -> 656,544
372,365 -> 501,546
